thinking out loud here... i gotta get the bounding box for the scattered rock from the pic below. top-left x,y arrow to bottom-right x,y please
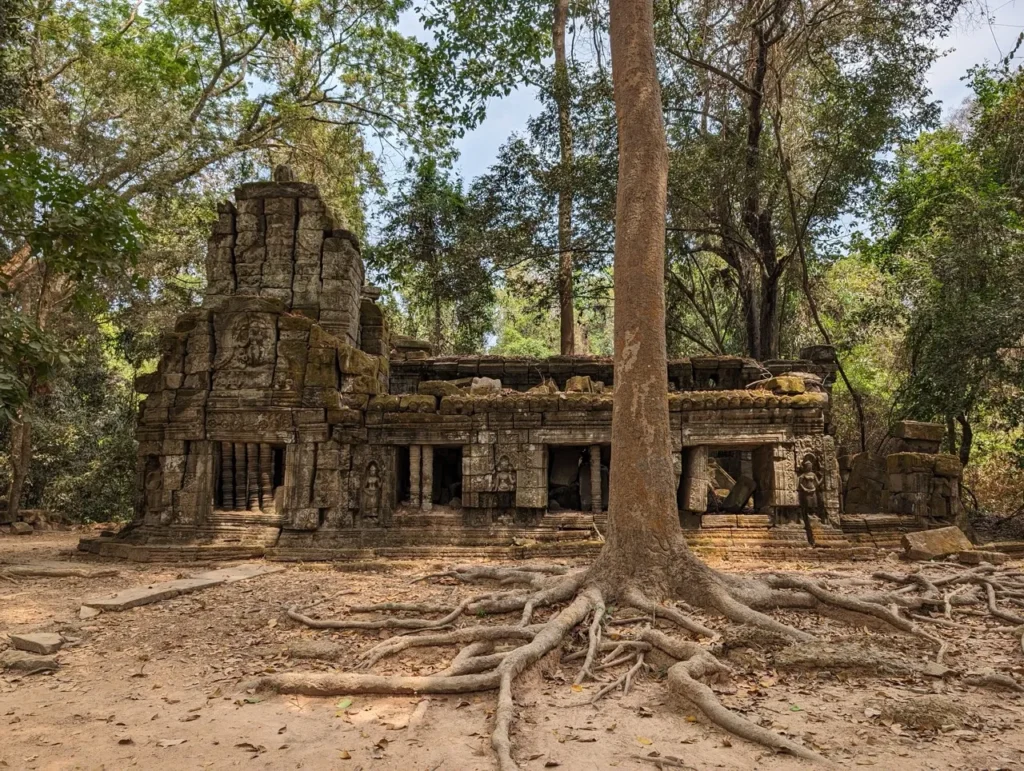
527,379 -> 558,395
902,526 -> 973,561
79,605 -> 101,620
11,521 -> 33,535
565,375 -> 594,393
958,549 -> 1008,566
0,649 -> 58,674
417,380 -> 462,398
470,376 -> 502,395
9,632 -> 63,655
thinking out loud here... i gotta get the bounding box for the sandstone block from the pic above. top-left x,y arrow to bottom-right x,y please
418,380 -> 463,397
933,454 -> 962,478
471,376 -> 502,395
763,376 -> 805,395
0,649 -> 58,674
887,452 -> 935,475
958,550 -> 1007,566
894,421 -> 946,443
9,632 -> 63,655
565,375 -> 593,393
11,521 -> 32,534
902,526 -> 973,561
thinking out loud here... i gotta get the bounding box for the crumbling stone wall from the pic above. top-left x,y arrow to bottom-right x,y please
843,421 -> 962,525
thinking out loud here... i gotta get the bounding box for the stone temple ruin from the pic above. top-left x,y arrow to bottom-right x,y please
79,170 -> 967,562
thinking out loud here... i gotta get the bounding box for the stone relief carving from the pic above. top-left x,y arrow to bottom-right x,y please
362,461 -> 382,522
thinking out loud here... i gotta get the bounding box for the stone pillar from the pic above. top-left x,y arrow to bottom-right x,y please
220,441 -> 233,509
259,443 -> 273,511
409,445 -> 422,507
233,443 -> 247,511
682,446 -> 708,512
246,442 -> 260,511
589,445 -> 603,513
421,445 -> 434,511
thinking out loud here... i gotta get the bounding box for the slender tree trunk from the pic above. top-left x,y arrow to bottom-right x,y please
956,413 -> 973,467
5,415 -> 32,523
553,0 -> 575,355
596,0 -> 690,595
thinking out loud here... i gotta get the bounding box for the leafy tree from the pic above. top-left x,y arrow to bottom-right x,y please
368,158 -> 494,353
867,66 -> 1024,466
658,0 -> 962,360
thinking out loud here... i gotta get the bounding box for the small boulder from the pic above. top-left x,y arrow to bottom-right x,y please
958,549 -> 1008,566
0,649 -> 58,674
902,526 -> 973,561
11,521 -> 33,535
9,632 -> 64,655
762,376 -> 805,395
470,376 -> 502,395
527,379 -> 558,395
565,375 -> 594,393
79,605 -> 101,620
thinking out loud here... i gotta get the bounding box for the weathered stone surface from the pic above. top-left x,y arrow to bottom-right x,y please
565,375 -> 594,393
191,564 -> 284,583
902,526 -> 973,561
11,521 -> 32,534
894,420 -> 946,443
723,476 -> 757,512
418,380 -> 462,397
83,578 -> 225,611
9,632 -> 63,655
958,549 -> 1007,566
0,649 -> 58,674
470,376 -> 502,395
763,376 -> 805,395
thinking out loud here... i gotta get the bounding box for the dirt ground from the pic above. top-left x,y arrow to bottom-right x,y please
3,532 -> 1024,771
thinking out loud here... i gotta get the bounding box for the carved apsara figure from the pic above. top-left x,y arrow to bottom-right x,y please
494,455 -> 516,492
797,454 -> 825,521
362,461 -> 382,521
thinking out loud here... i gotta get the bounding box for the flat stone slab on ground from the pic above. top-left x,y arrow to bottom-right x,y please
192,564 -> 284,583
8,632 -> 63,655
81,563 -> 283,611
0,649 -> 58,674
902,526 -> 973,561
82,577 -> 225,611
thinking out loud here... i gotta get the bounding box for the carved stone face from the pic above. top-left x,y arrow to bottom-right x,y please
802,458 -> 815,473
239,314 -> 276,367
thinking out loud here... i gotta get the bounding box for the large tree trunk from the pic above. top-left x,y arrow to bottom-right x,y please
553,0 -> 575,355
596,0 -> 692,595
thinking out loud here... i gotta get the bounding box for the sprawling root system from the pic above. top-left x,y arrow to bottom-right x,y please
256,557 -> 1024,769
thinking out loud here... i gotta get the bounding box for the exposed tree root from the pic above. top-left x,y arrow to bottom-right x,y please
253,560 -> 1024,769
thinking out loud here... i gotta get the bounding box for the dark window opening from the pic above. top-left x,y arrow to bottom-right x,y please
214,441 -> 285,512
547,446 -> 586,512
395,446 -> 411,503
433,446 -> 462,506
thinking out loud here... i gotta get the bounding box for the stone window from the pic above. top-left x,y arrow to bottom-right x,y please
395,446 -> 411,503
214,441 -> 284,512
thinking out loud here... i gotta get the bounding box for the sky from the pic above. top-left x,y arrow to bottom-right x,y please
442,1 -> 1024,182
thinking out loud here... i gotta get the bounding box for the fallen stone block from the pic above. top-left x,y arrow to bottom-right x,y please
958,550 -> 1008,566
11,522 -> 33,535
191,564 -> 285,583
79,606 -> 101,620
470,376 -> 501,395
82,577 -> 225,611
902,526 -> 973,561
0,649 -> 58,674
8,632 -> 63,655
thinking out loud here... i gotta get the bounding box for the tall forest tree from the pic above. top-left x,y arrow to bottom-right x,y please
658,0 -> 962,360
368,159 -> 494,353
257,3 -> 1006,769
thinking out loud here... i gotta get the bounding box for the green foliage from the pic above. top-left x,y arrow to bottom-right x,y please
867,87 -> 1024,427
367,158 -> 494,353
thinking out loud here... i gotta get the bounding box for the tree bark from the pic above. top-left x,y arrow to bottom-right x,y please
553,0 -> 575,355
956,412 -> 973,467
4,414 -> 32,523
597,0 -> 689,594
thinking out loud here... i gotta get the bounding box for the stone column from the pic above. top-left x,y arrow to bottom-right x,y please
409,445 -> 422,507
233,443 -> 247,511
589,445 -> 603,513
220,441 -> 233,509
246,442 -> 260,511
682,445 -> 708,512
420,445 -> 433,511
259,443 -> 273,511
